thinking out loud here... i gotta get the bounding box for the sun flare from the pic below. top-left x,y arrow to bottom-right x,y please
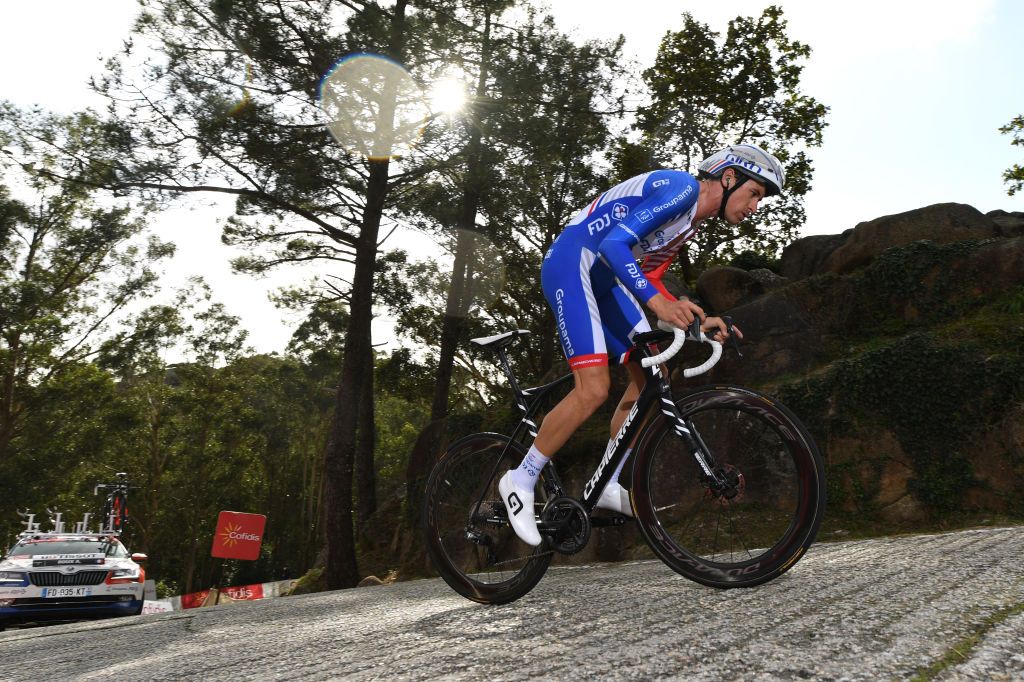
428,77 -> 468,116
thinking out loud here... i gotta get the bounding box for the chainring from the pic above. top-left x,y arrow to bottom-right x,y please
540,496 -> 591,555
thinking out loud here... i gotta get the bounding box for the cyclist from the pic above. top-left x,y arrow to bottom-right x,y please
499,144 -> 785,545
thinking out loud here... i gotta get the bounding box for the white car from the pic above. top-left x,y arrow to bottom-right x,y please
0,533 -> 147,628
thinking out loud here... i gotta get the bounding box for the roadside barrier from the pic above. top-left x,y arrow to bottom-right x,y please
168,579 -> 297,610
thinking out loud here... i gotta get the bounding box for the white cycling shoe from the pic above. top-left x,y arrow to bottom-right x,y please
498,471 -> 542,546
596,481 -> 633,517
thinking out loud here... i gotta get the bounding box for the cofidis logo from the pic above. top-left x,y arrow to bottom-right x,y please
218,522 -> 262,547
211,511 -> 267,561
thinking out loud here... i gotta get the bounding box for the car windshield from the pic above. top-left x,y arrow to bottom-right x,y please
7,539 -> 128,558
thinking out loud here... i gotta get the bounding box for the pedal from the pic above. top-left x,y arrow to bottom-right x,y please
590,515 -> 629,527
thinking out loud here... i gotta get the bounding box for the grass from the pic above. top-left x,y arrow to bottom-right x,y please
910,601 -> 1024,681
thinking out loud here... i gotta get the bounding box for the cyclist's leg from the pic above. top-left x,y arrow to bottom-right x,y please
501,364 -> 610,544
500,243 -> 614,543
599,280 -> 651,439
533,243 -> 615,458
593,281 -> 651,514
532,364 -> 611,456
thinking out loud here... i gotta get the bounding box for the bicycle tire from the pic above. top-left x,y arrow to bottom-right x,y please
423,433 -> 553,604
632,385 -> 826,589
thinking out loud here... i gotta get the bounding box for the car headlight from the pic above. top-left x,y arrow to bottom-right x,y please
0,571 -> 26,583
110,567 -> 141,580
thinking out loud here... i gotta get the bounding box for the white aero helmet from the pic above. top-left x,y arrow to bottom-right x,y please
697,144 -> 785,197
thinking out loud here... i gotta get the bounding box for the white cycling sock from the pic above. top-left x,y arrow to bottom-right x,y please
511,444 -> 550,489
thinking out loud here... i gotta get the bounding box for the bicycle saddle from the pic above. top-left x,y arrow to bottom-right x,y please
470,329 -> 530,352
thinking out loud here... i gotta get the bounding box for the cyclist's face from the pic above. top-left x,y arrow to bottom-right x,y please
723,175 -> 766,224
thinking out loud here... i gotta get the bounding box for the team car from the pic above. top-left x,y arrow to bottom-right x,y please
0,533 -> 147,628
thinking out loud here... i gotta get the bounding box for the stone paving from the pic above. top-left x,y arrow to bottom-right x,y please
0,526 -> 1021,680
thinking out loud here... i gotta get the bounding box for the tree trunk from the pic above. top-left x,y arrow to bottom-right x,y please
323,163 -> 387,589
356,345 -> 377,525
322,0 -> 407,591
404,8 -> 494,528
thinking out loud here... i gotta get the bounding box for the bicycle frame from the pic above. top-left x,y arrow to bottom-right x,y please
94,474 -> 132,535
479,332 -> 727,519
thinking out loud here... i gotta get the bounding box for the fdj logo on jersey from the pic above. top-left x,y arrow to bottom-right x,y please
587,214 -> 611,235
625,262 -> 646,289
612,203 -> 629,220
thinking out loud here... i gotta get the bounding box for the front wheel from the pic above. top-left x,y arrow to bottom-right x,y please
423,433 -> 552,604
632,385 -> 826,588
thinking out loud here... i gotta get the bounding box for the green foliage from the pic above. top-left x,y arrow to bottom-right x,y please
776,327 -> 1024,514
996,286 -> 1024,315
728,249 -> 779,272
607,138 -> 660,185
375,393 -> 428,485
635,5 -> 828,267
850,239 -> 995,328
999,114 -> 1024,196
0,176 -> 171,471
287,567 -> 325,596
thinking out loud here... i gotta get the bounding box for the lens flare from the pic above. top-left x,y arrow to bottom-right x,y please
319,53 -> 431,160
228,61 -> 254,118
444,229 -> 506,318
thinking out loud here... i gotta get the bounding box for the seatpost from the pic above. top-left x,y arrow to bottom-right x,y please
495,348 -> 529,411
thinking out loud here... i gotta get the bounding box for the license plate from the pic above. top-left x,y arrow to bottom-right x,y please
41,587 -> 92,598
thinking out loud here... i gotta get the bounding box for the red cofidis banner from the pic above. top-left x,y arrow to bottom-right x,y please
211,511 -> 266,561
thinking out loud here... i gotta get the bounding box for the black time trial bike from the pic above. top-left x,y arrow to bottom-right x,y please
423,320 -> 826,604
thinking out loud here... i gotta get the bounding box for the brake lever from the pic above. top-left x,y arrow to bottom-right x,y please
687,317 -> 702,340
721,315 -> 743,358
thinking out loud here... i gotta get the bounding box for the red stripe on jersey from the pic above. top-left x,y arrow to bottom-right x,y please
586,195 -> 602,216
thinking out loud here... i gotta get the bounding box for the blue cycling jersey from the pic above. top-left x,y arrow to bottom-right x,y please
546,169 -> 700,304
541,169 -> 703,369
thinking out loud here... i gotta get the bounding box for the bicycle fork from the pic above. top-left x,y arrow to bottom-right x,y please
652,372 -> 735,497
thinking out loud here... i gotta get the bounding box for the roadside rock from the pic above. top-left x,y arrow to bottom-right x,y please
987,209 -> 1024,237
947,235 -> 1024,294
822,203 -> 999,274
966,403 -> 1024,511
779,231 -> 851,280
826,427 -> 924,523
696,266 -> 765,312
747,268 -> 789,291
712,292 -> 819,382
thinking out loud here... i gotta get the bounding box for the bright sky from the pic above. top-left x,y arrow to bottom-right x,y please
2,1 -> 1022,354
